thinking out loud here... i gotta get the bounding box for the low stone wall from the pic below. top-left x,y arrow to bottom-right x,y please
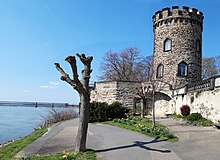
172,76 -> 220,122
90,77 -> 220,122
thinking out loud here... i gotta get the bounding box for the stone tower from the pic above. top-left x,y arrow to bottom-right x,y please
152,6 -> 204,87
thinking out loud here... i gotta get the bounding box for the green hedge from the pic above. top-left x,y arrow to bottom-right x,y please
89,101 -> 129,122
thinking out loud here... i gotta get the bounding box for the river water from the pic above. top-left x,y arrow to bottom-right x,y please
0,106 -> 76,144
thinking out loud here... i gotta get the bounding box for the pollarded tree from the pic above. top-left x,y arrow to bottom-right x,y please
99,47 -> 152,81
54,53 -> 93,152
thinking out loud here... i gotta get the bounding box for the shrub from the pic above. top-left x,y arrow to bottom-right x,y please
108,102 -> 130,120
40,108 -> 78,128
89,101 -> 109,122
197,118 -> 213,126
186,113 -> 203,121
180,105 -> 190,116
89,101 -> 129,122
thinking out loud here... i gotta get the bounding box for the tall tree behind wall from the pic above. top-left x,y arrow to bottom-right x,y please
202,56 -> 220,79
98,47 -> 152,81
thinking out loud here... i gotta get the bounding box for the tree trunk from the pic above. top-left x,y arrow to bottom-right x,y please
140,99 -> 144,118
75,94 -> 90,151
54,54 -> 93,152
75,55 -> 92,152
152,85 -> 156,128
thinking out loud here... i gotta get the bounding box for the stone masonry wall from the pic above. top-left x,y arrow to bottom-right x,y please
152,6 -> 203,87
116,81 -> 142,108
90,81 -> 118,104
172,77 -> 220,122
90,81 -> 142,108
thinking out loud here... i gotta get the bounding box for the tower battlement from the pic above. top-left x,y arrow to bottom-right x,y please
152,6 -> 204,30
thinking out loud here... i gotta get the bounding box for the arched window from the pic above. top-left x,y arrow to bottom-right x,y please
196,40 -> 201,52
178,62 -> 187,76
164,38 -> 172,52
157,64 -> 164,78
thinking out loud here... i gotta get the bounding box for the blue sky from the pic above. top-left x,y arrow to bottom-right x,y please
0,0 -> 220,104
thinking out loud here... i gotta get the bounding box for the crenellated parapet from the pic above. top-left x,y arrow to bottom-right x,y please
152,6 -> 204,31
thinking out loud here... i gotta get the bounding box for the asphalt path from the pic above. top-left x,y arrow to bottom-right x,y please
16,118 -> 180,160
157,118 -> 220,160
17,118 -> 220,160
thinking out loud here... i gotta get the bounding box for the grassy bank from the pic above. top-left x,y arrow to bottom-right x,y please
0,127 -> 96,160
103,116 -> 178,142
0,128 -> 48,160
28,149 -> 96,160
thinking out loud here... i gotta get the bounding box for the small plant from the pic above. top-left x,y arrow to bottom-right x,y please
190,96 -> 194,103
195,91 -> 202,98
61,150 -> 78,160
186,113 -> 202,121
180,105 -> 190,116
186,113 -> 213,126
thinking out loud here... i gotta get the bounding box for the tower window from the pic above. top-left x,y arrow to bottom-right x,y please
157,64 -> 164,78
164,38 -> 172,52
178,62 -> 187,76
196,40 -> 201,52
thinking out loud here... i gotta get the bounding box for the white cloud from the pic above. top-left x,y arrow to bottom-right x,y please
49,82 -> 59,86
40,82 -> 60,89
40,85 -> 50,89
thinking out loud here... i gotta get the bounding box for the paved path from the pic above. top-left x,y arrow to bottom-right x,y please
157,118 -> 220,160
16,118 -> 180,160
16,117 -> 220,160
87,123 -> 180,160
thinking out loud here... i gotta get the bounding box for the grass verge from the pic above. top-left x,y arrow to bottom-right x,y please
0,128 -> 96,160
103,116 -> 178,142
28,149 -> 96,160
0,128 -> 48,160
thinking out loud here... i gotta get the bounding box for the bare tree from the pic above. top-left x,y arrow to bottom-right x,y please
99,47 -> 152,81
215,55 -> 220,75
136,80 -> 172,128
54,53 -> 93,152
202,57 -> 218,79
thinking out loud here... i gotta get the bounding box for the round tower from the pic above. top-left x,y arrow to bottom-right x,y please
152,6 -> 204,87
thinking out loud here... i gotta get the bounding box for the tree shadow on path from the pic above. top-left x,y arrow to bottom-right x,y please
95,137 -> 171,153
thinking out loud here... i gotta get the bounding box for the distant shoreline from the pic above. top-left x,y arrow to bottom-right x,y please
0,101 -> 78,108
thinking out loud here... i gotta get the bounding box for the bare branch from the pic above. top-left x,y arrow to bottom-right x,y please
98,47 -> 152,81
76,53 -> 93,65
64,56 -> 86,95
54,63 -> 76,87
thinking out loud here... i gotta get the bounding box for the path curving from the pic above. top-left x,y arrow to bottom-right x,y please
157,117 -> 220,160
16,118 -> 180,160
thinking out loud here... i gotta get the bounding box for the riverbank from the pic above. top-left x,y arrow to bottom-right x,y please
0,120 -> 96,160
0,128 -> 48,160
0,106 -> 78,144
